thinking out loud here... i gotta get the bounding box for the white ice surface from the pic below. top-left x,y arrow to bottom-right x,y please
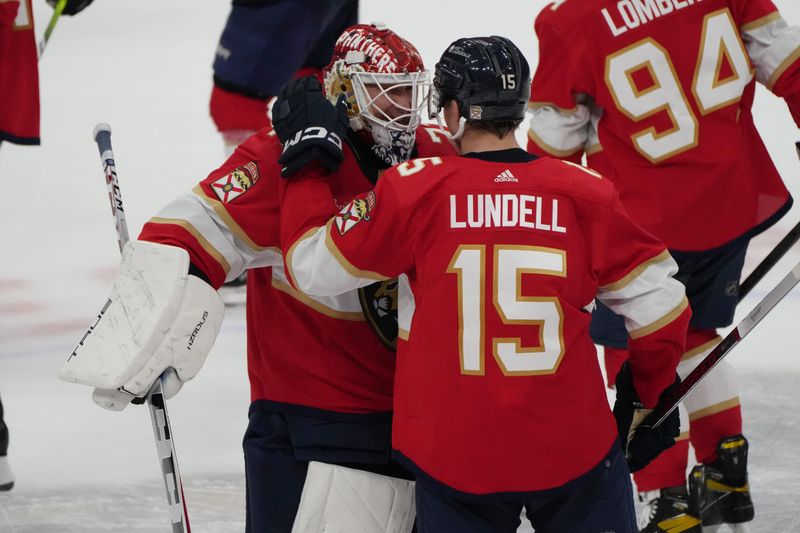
1,0 -> 800,531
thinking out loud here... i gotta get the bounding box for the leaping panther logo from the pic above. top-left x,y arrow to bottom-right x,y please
359,278 -> 398,350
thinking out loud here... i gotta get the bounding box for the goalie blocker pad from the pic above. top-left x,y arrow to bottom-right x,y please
59,241 -> 224,398
291,462 -> 415,533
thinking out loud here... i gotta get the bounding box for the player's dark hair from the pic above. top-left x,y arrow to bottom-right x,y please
467,119 -> 524,139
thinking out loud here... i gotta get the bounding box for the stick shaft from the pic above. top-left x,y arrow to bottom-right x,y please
93,123 -> 190,533
736,141 -> 800,301
94,126 -> 130,252
38,0 -> 68,57
652,261 -> 800,428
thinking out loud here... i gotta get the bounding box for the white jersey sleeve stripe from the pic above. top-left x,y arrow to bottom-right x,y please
741,12 -> 781,32
271,275 -> 365,321
323,223 -> 387,281
192,185 -> 271,252
527,104 -> 591,156
287,222 -> 388,297
628,297 -> 689,339
597,252 -> 687,338
767,47 -> 800,89
742,16 -> 800,89
687,397 -> 741,422
528,101 -> 581,114
153,192 -> 282,279
148,217 -> 231,274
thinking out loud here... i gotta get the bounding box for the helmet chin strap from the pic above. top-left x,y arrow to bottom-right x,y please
434,114 -> 467,149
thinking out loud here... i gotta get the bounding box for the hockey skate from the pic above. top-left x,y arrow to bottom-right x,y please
0,418 -> 13,491
689,435 -> 754,527
638,486 -> 702,533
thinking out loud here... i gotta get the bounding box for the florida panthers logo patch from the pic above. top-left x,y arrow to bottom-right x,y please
359,279 -> 398,350
335,191 -> 376,235
211,162 -> 260,203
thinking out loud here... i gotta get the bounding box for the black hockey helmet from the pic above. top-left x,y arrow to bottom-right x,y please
429,36 -> 530,123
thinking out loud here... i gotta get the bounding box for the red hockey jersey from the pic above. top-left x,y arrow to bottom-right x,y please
528,0 -> 800,252
139,125 -> 454,414
281,151 -> 690,493
0,0 -> 39,145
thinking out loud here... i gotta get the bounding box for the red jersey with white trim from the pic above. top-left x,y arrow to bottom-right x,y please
528,0 -> 800,252
281,151 -> 690,493
139,124 -> 454,413
0,0 -> 39,145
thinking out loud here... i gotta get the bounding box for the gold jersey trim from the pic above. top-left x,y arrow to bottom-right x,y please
741,12 -> 780,32
271,277 -> 365,321
681,336 -> 722,361
767,46 -> 800,90
629,296 -> 689,340
324,220 -> 388,282
602,250 -> 672,292
147,217 -> 231,275
192,185 -> 271,252
688,397 -> 741,422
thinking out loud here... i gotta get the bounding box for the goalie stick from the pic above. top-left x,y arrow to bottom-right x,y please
736,142 -> 800,302
651,259 -> 800,429
93,123 -> 191,533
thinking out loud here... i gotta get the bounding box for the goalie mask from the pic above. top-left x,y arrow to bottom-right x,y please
324,23 -> 429,166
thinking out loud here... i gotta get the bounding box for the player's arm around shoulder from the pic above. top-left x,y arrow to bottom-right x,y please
281,157 -> 442,298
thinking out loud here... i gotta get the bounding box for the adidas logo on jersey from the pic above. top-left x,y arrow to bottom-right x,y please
494,170 -> 518,182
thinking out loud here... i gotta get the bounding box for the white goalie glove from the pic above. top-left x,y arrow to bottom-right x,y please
59,241 -> 225,411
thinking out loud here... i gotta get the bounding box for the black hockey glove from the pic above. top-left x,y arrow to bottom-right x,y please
613,361 -> 681,473
47,0 -> 94,16
273,76 -> 349,178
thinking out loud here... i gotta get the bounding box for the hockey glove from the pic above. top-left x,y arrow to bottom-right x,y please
613,361 -> 681,473
273,76 -> 349,178
47,0 -> 95,16
59,241 -> 225,411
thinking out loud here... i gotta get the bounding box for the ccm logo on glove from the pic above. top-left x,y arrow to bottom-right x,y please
187,311 -> 209,351
283,127 -> 342,153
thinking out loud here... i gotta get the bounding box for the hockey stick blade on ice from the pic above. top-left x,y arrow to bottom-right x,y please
736,141 -> 800,301
652,260 -> 800,429
93,123 -> 191,533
